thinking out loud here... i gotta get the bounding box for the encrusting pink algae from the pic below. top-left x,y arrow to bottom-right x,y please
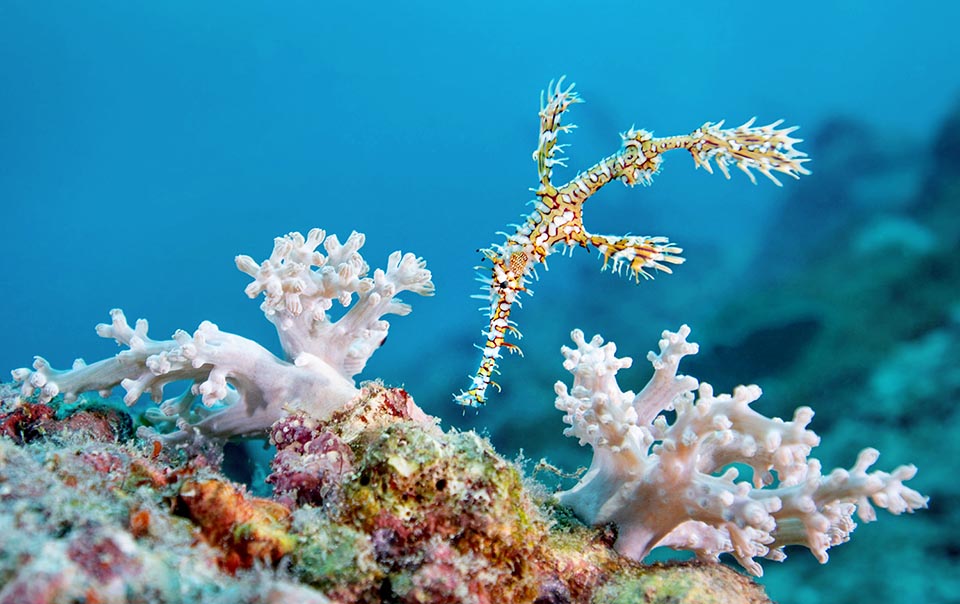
0,382 -> 772,603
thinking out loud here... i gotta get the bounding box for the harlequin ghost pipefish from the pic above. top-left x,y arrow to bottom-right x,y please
455,77 -> 810,407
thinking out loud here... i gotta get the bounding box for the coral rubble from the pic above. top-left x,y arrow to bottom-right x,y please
0,383 -> 770,603
0,387 -> 329,604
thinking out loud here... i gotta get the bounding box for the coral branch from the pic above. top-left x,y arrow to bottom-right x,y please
553,326 -> 926,576
236,228 -> 434,377
457,79 -> 809,407
13,229 -> 433,444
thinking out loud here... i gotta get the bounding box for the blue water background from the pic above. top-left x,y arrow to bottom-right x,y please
1,1 -> 957,600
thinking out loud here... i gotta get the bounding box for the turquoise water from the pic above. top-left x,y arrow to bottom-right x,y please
2,1 -> 955,387
1,2 -> 957,602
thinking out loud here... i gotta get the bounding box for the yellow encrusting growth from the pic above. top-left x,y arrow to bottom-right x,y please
455,77 -> 810,407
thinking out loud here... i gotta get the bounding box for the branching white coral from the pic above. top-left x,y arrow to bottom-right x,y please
12,229 -> 433,444
554,326 -> 927,576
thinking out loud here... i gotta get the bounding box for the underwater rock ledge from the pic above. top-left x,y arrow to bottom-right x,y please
0,382 -> 770,604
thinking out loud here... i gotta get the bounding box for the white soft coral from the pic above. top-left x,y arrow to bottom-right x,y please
13,228 -> 433,444
554,325 -> 927,576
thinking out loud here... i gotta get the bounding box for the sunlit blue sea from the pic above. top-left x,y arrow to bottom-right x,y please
2,2 -> 957,602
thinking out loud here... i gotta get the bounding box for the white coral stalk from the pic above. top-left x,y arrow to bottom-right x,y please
554,326 -> 927,576
13,229 -> 433,444
235,229 -> 434,377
